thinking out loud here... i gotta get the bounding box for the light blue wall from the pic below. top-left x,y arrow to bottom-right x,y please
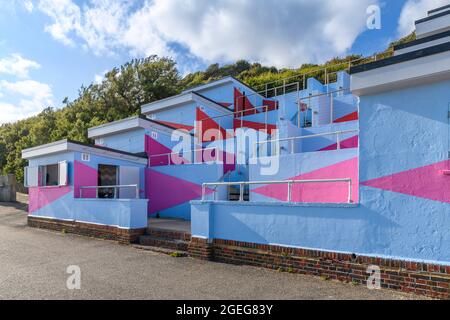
96,128 -> 145,154
28,151 -> 148,229
190,79 -> 450,264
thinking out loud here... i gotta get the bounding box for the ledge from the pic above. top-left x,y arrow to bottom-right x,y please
191,200 -> 359,208
74,198 -> 149,203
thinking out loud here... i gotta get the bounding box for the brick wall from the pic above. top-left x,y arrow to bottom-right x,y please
28,216 -> 146,244
189,237 -> 450,299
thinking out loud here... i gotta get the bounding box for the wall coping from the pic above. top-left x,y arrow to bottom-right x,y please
74,198 -> 149,203
191,200 -> 359,208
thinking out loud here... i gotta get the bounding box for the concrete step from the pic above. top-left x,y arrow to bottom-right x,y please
132,244 -> 188,257
139,235 -> 189,252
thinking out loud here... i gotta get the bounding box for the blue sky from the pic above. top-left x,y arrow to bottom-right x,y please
0,0 -> 448,124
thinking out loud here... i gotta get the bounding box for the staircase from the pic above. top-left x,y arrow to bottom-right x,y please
134,222 -> 191,256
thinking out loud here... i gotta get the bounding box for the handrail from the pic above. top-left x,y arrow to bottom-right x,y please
79,184 -> 139,199
240,50 -> 394,97
255,129 -> 359,156
202,178 -> 353,203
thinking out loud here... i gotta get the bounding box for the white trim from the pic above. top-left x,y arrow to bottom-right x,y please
141,92 -> 233,116
87,115 -> 191,139
351,49 -> 450,95
182,77 -> 235,93
22,139 -> 148,164
394,36 -> 450,55
416,11 -> 450,39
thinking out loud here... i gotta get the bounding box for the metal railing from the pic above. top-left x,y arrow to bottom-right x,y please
202,178 -> 353,203
79,184 -> 139,199
255,129 -> 359,156
149,147 -> 219,166
295,88 -> 356,127
246,50 -> 394,97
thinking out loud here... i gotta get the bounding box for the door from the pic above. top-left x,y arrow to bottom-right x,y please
98,164 -> 119,198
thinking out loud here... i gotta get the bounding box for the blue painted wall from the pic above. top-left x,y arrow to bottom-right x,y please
191,79 -> 450,264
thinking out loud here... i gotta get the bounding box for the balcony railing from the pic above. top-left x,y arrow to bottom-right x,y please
202,178 -> 353,204
255,129 -> 359,157
79,184 -> 139,199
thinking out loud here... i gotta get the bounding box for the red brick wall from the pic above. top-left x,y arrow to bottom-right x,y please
28,216 -> 146,244
189,237 -> 450,299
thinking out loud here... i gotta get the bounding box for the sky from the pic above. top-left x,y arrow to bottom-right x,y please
0,0 -> 449,124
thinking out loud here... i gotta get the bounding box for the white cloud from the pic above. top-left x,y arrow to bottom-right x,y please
0,54 -> 41,78
36,0 -> 377,68
24,0 -> 34,12
0,80 -> 53,124
398,0 -> 450,36
93,69 -> 109,84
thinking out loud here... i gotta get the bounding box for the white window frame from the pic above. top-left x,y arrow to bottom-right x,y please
81,153 -> 90,162
24,161 -> 68,188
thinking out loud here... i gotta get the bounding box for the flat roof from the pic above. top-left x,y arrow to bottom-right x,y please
428,4 -> 450,15
88,115 -> 193,139
141,91 -> 233,115
416,9 -> 450,24
350,41 -> 450,74
22,139 -> 148,164
393,30 -> 450,51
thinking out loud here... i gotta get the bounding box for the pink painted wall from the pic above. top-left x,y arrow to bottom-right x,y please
73,160 -> 98,198
252,157 -> 359,203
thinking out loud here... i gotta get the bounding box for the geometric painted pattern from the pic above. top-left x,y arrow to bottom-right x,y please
361,160 -> 450,204
252,157 -> 358,203
145,169 -> 214,214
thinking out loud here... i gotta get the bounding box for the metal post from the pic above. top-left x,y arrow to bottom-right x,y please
330,93 -> 334,124
337,132 -> 341,150
348,180 -> 352,203
239,183 -> 244,202
202,185 -> 206,201
291,139 -> 295,154
265,106 -> 268,132
136,185 -> 139,199
114,186 -> 117,199
287,181 -> 292,202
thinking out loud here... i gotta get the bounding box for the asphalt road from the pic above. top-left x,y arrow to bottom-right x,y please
0,200 -> 424,300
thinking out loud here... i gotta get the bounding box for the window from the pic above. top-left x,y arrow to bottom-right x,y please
81,153 -> 90,162
151,131 -> 158,140
24,161 -> 68,187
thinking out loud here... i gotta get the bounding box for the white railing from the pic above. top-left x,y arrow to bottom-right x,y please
79,184 -> 139,199
255,129 -> 359,157
149,147 -> 220,166
295,88 -> 355,128
243,50 -> 394,99
202,178 -> 353,203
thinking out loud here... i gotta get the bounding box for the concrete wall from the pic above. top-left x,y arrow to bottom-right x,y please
27,151 -> 148,229
191,79 -> 450,265
0,174 -> 17,202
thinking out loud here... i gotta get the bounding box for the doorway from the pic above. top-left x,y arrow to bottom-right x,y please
98,164 -> 119,198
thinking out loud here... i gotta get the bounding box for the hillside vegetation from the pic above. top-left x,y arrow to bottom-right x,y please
0,33 -> 415,183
